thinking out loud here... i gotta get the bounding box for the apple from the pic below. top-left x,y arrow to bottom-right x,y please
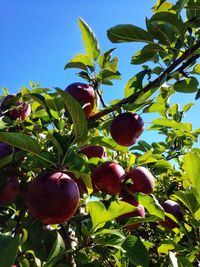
126,166 -> 155,194
110,112 -> 144,146
159,200 -> 183,229
0,143 -> 13,159
91,161 -> 125,195
65,82 -> 95,118
65,171 -> 87,195
27,172 -> 80,225
79,145 -> 107,159
0,94 -> 31,120
0,176 -> 20,205
117,196 -> 145,229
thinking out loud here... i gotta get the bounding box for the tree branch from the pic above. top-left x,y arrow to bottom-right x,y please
89,41 -> 200,121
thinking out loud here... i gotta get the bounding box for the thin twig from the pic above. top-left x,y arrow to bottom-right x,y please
89,41 -> 200,121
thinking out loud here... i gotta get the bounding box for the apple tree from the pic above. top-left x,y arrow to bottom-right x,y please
0,0 -> 200,266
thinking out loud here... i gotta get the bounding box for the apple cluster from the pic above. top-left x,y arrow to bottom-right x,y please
0,84 -> 183,229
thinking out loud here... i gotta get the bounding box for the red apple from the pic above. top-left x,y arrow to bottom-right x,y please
79,145 -> 107,159
27,172 -> 80,225
0,143 -> 13,159
110,112 -> 144,146
0,94 -> 31,120
91,161 -> 125,195
0,176 -> 20,205
64,171 -> 87,195
117,196 -> 145,229
159,200 -> 183,229
65,82 -> 95,118
126,166 -> 155,194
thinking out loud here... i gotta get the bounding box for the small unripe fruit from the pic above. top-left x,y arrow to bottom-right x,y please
117,196 -> 145,229
126,166 -> 155,194
27,172 -> 80,225
0,176 -> 20,205
65,82 -> 95,118
79,145 -> 107,159
0,143 -> 13,159
91,161 -> 125,195
110,112 -> 144,146
160,200 -> 183,229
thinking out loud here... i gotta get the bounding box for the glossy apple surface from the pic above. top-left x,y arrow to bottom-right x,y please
117,196 -> 145,229
0,143 -> 13,159
0,94 -> 31,120
91,161 -> 125,195
160,200 -> 183,229
110,112 -> 144,146
79,145 -> 107,159
126,166 -> 155,194
65,82 -> 95,118
27,172 -> 80,225
0,176 -> 20,205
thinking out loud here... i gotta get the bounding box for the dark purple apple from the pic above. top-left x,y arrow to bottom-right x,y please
159,200 -> 183,229
110,112 -> 144,146
65,82 -> 95,118
79,145 -> 107,159
126,166 -> 155,194
65,171 -> 87,195
117,196 -> 145,229
0,143 -> 13,159
0,176 -> 20,205
0,94 -> 31,120
27,172 -> 80,225
91,161 -> 125,195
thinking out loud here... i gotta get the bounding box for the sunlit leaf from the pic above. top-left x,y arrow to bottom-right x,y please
122,235 -> 149,267
107,24 -> 153,43
56,89 -> 88,143
78,17 -> 100,60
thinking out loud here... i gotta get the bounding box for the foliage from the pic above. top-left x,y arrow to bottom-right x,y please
0,0 -> 200,266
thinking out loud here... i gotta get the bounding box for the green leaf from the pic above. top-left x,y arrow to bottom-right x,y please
138,194 -> 165,219
0,132 -> 40,154
151,118 -> 192,132
97,69 -> 121,81
177,256 -> 194,267
146,18 -> 173,46
150,12 -> 186,40
122,215 -> 160,229
152,1 -> 174,13
131,44 -> 165,65
0,151 -> 13,168
192,64 -> 200,75
45,232 -> 65,267
182,150 -> 200,202
107,24 -> 153,43
98,48 -> 116,68
56,89 -> 88,143
183,103 -> 194,112
157,243 -> 175,254
172,189 -> 199,214
122,235 -> 149,267
175,0 -> 190,14
64,54 -> 94,71
124,70 -> 147,98
87,200 -> 137,231
0,234 -> 20,267
173,77 -> 199,93
44,93 -> 64,120
78,17 -> 100,60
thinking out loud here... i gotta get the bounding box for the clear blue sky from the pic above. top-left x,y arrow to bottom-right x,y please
0,0 -> 199,145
